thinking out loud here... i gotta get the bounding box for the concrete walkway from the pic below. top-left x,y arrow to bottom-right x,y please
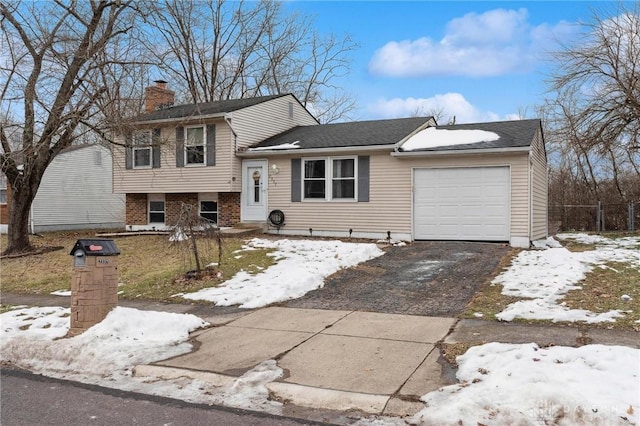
136,307 -> 456,416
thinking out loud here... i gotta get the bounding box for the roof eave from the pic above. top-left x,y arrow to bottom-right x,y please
237,144 -> 397,157
131,112 -> 227,126
391,146 -> 531,157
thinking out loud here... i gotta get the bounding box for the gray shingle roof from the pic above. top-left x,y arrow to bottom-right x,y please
249,117 -> 432,150
134,94 -> 288,122
398,118 -> 542,152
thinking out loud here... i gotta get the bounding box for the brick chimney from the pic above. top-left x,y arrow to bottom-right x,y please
145,80 -> 175,113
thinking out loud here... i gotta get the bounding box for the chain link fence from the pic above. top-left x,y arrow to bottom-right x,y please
549,201 -> 639,233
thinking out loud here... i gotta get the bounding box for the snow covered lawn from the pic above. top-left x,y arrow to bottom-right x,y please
0,306 -> 284,413
412,342 -> 639,425
493,233 -> 640,324
180,238 -> 384,308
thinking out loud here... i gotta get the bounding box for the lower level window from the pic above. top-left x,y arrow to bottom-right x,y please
149,200 -> 165,223
200,201 -> 218,223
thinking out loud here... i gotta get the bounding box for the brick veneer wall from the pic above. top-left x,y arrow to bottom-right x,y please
126,193 -> 147,225
145,82 -> 175,113
166,193 -> 198,226
219,192 -> 241,226
127,192 -> 240,227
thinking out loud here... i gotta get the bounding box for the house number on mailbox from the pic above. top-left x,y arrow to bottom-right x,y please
98,258 -> 109,265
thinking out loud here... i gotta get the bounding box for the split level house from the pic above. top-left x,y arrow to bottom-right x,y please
1,144 -> 124,234
114,82 -> 548,248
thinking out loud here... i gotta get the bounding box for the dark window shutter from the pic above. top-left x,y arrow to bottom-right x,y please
291,158 -> 301,202
152,128 -> 161,168
125,132 -> 133,170
206,124 -> 216,166
357,156 -> 370,202
175,127 -> 184,167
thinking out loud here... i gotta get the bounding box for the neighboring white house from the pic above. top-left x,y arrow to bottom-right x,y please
0,144 -> 125,234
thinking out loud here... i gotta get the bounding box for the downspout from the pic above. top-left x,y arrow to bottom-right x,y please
529,151 -> 533,243
29,205 -> 35,235
224,113 -> 239,193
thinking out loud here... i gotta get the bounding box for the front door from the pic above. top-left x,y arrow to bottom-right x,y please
241,160 -> 268,222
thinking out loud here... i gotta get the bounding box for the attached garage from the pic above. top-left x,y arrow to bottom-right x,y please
413,166 -> 510,241
242,117 -> 548,248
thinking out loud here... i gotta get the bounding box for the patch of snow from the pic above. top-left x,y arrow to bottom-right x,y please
1,307 -> 207,383
50,290 -> 71,297
401,127 -> 500,151
494,233 -> 640,323
1,306 -> 70,340
248,141 -> 300,151
557,233 -> 640,248
412,343 -> 640,425
214,360 -> 283,412
183,238 -> 384,308
376,238 -> 407,247
532,236 -> 563,249
0,306 -> 285,413
621,294 -> 632,301
169,230 -> 187,242
473,312 -> 484,318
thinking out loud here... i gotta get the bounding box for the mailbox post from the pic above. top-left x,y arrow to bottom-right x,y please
68,239 -> 120,336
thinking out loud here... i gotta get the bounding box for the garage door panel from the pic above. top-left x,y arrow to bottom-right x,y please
413,167 -> 510,241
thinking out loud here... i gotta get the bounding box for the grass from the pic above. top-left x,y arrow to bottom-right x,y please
1,231 -> 276,302
440,342 -> 481,367
563,262 -> 640,330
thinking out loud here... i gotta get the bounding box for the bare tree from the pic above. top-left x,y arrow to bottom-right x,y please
0,1 -> 143,255
543,3 -> 640,204
144,0 -> 358,123
170,202 -> 222,274
542,2 -> 640,231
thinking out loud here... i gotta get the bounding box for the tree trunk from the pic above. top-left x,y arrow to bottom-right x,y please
3,183 -> 37,255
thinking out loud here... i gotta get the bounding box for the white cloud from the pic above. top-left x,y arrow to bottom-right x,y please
367,93 -> 503,124
369,8 -> 577,77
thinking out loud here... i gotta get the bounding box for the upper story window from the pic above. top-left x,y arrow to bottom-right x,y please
133,130 -> 152,168
186,126 -> 205,165
303,157 -> 356,201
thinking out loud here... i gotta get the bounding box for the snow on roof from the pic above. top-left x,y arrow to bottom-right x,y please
401,127 -> 500,151
248,141 -> 300,151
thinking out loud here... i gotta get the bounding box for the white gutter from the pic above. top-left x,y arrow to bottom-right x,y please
237,144 -> 398,157
391,146 -> 531,157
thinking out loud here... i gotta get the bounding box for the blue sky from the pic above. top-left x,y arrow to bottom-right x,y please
284,1 -> 625,123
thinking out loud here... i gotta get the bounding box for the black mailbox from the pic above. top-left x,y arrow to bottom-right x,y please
70,239 -> 120,267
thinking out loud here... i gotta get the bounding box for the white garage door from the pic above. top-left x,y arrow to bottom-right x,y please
413,167 -> 510,241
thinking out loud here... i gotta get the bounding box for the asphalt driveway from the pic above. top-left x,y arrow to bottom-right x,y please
283,241 -> 511,316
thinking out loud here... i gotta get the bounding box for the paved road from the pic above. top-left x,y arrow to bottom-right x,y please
285,241 -> 510,316
0,368 -> 325,426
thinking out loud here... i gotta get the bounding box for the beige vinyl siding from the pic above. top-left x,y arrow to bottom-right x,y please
114,95 -> 315,194
232,94 -> 317,150
266,151 -> 530,240
113,120 -> 237,194
32,145 -> 124,231
530,127 -> 548,239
